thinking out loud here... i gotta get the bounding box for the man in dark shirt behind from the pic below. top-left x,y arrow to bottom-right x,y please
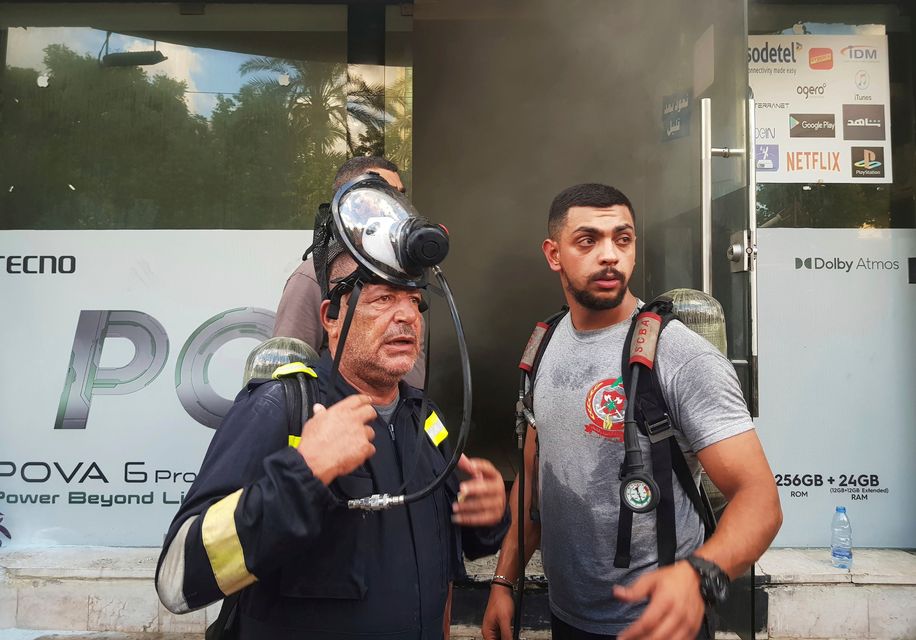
273,156 -> 426,387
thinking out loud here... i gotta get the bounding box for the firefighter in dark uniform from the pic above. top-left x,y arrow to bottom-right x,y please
156,244 -> 508,639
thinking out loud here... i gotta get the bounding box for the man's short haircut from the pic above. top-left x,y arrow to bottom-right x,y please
547,183 -> 635,238
332,156 -> 399,192
328,252 -> 358,290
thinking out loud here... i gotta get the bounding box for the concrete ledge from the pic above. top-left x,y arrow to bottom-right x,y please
0,548 -> 218,634
758,549 -> 916,640
1,548 -> 158,581
756,548 -> 916,585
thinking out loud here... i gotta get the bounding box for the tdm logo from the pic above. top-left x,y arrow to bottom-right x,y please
796,257 -> 900,272
840,45 -> 879,62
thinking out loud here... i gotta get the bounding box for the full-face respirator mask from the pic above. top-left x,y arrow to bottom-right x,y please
306,172 -> 471,512
330,174 -> 449,286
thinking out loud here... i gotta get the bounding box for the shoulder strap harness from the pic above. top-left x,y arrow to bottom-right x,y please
206,362 -> 319,640
517,299 -> 717,572
271,362 -> 320,448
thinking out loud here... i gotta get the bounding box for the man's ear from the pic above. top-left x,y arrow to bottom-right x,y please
542,238 -> 562,273
320,299 -> 338,338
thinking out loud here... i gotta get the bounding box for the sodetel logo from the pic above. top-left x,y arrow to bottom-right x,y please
748,41 -> 801,64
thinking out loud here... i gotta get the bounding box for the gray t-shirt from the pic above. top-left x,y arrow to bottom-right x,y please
374,395 -> 400,424
533,310 -> 752,634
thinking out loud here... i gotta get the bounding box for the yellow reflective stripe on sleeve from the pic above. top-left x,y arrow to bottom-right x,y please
201,489 -> 257,596
272,362 -> 318,379
424,411 -> 448,446
289,435 -> 301,448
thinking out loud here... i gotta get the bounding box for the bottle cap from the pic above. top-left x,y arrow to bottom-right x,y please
836,506 -> 846,513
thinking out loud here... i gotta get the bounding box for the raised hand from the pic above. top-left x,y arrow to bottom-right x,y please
296,394 -> 377,485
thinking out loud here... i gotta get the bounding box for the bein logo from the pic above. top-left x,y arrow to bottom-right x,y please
56,308 -> 275,431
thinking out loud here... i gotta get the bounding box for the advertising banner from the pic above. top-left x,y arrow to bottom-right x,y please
756,228 -> 916,547
749,35 -> 893,184
0,230 -> 310,547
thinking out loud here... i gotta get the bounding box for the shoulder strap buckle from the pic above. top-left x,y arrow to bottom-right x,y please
644,413 -> 675,443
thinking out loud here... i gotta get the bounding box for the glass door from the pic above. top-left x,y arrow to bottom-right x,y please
412,0 -> 755,637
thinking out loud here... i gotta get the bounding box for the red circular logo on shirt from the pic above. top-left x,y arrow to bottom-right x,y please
584,377 -> 626,441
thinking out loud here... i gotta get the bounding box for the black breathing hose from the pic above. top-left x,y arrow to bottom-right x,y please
621,365 -> 645,477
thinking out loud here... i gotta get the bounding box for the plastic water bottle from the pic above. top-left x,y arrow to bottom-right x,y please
830,506 -> 852,569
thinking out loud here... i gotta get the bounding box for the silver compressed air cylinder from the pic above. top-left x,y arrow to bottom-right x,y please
242,336 -> 320,384
663,288 -> 728,517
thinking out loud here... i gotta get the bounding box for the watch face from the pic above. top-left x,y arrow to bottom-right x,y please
691,558 -> 730,604
710,574 -> 729,602
623,479 -> 653,510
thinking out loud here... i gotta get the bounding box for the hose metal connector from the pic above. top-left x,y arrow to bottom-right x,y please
347,493 -> 406,511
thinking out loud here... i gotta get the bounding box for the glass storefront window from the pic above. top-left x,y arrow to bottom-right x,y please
0,5 -> 413,229
750,4 -> 914,229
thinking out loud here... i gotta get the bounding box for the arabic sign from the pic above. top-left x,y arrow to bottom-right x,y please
749,35 -> 892,183
662,91 -> 691,142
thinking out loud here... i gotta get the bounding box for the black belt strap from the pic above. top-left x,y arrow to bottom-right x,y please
652,436 -> 677,566
613,503 -> 633,568
671,438 -> 716,539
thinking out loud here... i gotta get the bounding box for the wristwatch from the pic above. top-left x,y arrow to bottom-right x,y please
685,555 -> 730,605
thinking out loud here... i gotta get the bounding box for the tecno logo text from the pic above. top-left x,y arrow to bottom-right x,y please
1,255 -> 76,274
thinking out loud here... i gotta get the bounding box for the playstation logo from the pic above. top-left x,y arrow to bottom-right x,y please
795,257 -> 813,269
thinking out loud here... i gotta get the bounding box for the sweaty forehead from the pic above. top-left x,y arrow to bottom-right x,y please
563,205 -> 634,233
361,282 -> 421,298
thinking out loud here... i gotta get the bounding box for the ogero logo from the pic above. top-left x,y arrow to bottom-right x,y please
851,147 -> 885,178
1,255 -> 75,274
795,256 -> 900,272
789,114 -> 835,138
808,48 -> 833,70
796,82 -> 827,99
840,45 -> 879,62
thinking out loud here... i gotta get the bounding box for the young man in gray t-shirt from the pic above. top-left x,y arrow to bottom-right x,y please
482,184 -> 782,640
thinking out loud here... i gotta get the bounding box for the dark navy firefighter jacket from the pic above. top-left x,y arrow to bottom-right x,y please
156,352 -> 508,639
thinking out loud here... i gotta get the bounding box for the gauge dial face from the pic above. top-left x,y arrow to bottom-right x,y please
624,479 -> 653,510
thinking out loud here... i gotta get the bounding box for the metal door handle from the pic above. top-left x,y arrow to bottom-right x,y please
700,97 -> 745,295
746,95 -> 759,416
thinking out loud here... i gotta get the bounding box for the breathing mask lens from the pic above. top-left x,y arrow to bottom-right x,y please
332,174 -> 449,286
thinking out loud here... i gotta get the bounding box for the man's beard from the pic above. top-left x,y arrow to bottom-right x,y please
566,268 -> 629,310
346,324 -> 419,387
